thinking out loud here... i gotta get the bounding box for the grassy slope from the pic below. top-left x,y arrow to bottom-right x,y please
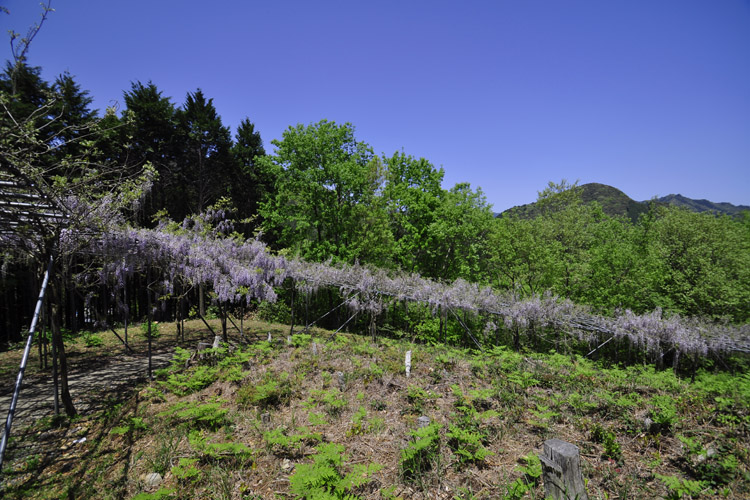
1,319 -> 748,499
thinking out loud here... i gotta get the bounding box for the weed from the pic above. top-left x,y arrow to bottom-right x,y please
406,385 -> 432,414
311,388 -> 347,416
347,405 -> 370,436
188,430 -> 254,463
655,473 -> 704,500
650,394 -> 678,432
290,332 -> 313,347
159,400 -> 229,430
171,457 -> 201,483
82,331 -> 104,348
370,399 -> 387,411
288,442 -> 382,499
501,453 -> 542,500
140,321 -> 161,339
527,403 -> 559,432
110,416 -> 148,436
590,423 -> 622,462
161,365 -> 219,396
400,422 -> 442,482
678,435 -> 738,487
308,411 -> 328,427
264,426 -> 322,456
145,433 -> 182,475
237,371 -> 292,408
131,488 -> 176,500
446,424 -> 493,467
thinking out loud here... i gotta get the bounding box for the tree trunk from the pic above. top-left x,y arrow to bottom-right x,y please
220,304 -> 228,342
50,279 -> 76,417
289,283 -> 295,336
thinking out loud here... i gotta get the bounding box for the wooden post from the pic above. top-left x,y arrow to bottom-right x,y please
539,439 -> 588,500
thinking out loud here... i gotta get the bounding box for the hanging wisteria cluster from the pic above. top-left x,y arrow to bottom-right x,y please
72,211 -> 750,359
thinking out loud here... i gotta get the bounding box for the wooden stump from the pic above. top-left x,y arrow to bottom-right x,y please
539,439 -> 588,500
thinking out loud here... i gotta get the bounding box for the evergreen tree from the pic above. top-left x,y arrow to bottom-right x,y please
121,80 -> 178,224
174,89 -> 234,220
231,117 -> 268,223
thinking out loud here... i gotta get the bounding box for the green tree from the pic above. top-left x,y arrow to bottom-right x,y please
423,182 -> 494,282
382,151 -> 444,273
487,215 -> 558,295
258,120 -> 389,263
648,207 -> 750,321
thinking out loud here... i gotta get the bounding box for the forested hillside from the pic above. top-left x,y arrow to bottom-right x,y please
2,61 -> 750,347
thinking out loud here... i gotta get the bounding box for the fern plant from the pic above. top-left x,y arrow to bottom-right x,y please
188,430 -> 254,463
158,400 -> 229,430
446,424 -> 493,467
400,422 -> 442,482
289,443 -> 382,499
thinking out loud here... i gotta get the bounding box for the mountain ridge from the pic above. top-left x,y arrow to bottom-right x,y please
500,183 -> 749,221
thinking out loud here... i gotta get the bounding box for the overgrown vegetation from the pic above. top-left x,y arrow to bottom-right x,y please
1,319 -> 748,499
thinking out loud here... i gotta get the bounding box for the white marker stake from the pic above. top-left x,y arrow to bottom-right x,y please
405,350 -> 412,378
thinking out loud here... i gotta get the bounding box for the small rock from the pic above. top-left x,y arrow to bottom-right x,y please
417,416 -> 431,428
141,472 -> 163,488
281,458 -> 294,472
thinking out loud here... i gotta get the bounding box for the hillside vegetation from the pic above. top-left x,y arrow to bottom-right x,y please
502,183 -> 649,222
1,320 -> 748,499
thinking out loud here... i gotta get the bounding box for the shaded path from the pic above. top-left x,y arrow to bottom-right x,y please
0,347 -> 175,440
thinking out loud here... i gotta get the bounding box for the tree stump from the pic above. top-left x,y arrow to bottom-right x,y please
539,439 -> 588,500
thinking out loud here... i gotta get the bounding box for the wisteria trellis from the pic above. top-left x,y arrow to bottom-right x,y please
79,214 -> 750,360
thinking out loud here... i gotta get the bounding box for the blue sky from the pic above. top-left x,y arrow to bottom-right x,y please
3,0 -> 749,211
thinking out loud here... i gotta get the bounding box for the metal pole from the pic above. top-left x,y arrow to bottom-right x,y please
0,253 -> 54,473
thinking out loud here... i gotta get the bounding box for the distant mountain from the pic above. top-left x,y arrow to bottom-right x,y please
501,183 -> 749,221
655,194 -> 750,217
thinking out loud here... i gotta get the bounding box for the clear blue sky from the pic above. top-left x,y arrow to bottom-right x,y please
3,0 -> 749,211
